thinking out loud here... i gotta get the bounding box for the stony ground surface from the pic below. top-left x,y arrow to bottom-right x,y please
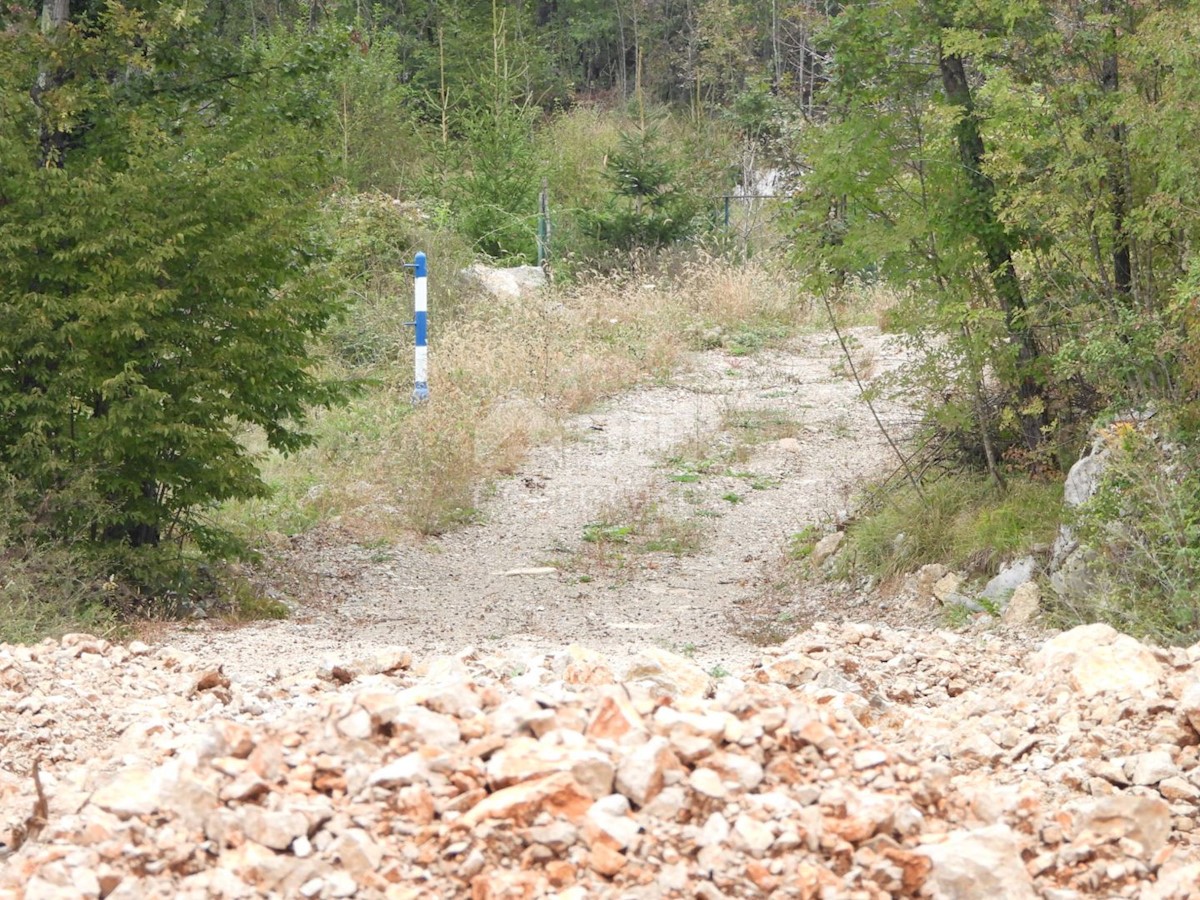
3,622 -> 1200,898
4,328 -> 1200,897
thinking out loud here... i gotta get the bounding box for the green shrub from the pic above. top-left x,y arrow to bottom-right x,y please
1064,426 -> 1200,645
842,475 -> 1063,581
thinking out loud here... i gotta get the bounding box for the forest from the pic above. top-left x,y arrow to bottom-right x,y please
2,0 -> 1199,642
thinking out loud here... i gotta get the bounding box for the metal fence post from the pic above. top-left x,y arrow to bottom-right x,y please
412,251 -> 429,404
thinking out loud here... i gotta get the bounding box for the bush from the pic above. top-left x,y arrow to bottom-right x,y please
842,475 -> 1063,581
1065,425 -> 1200,645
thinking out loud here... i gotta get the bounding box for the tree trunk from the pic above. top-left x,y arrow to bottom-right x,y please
1100,0 -> 1133,302
938,48 -> 1048,450
34,0 -> 70,168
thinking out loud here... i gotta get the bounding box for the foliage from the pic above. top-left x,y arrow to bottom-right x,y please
0,479 -> 122,643
325,24 -> 426,193
442,101 -> 542,263
841,474 -> 1063,582
1066,426 -> 1200,645
0,4 -> 348,559
584,127 -> 707,251
795,0 -> 1200,470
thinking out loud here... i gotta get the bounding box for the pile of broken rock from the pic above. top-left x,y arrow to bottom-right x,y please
2,621 -> 1200,899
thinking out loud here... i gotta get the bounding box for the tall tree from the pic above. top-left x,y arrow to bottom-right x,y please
0,1 -> 348,553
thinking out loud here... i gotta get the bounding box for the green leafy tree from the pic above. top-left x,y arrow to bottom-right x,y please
0,1 -> 347,555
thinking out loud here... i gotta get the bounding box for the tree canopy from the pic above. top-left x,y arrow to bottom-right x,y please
0,1 -> 347,555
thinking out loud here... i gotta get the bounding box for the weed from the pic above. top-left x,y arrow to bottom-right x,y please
719,407 -> 798,444
831,346 -> 879,381
1055,428 -> 1200,645
722,492 -> 743,504
221,583 -> 291,624
680,642 -> 697,658
977,595 -> 1002,617
738,615 -> 795,646
708,664 -> 731,678
830,416 -> 854,440
583,522 -> 635,545
576,489 -> 707,572
788,525 -> 822,561
0,548 -> 123,644
739,473 -> 782,491
942,603 -> 975,629
724,323 -> 790,357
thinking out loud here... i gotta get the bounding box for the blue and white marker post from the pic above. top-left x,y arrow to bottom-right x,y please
410,251 -> 429,404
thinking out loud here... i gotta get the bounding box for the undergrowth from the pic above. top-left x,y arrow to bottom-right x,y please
1053,425 -> 1200,646
219,209 -> 812,543
576,489 -> 707,573
838,474 -> 1064,582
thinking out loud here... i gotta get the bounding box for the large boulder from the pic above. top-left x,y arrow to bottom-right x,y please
918,824 -> 1036,900
462,263 -> 547,300
1049,435 -> 1110,602
1027,622 -> 1163,698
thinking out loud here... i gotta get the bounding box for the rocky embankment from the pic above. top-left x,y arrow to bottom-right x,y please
3,623 -> 1200,899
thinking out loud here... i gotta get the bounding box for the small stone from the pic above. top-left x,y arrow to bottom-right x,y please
732,815 -> 774,858
689,767 -> 727,799
697,813 -> 730,848
1159,777 -> 1200,802
90,767 -> 159,819
1179,679 -> 1200,735
241,808 -> 311,851
852,749 -> 888,770
1127,750 -> 1179,786
956,732 -> 1004,764
1074,795 -> 1171,861
370,753 -> 432,788
588,843 -> 627,878
932,573 -> 963,603
623,648 -> 713,698
336,707 -> 374,740
586,689 -> 648,742
326,871 -> 358,898
583,795 -> 641,850
615,736 -> 679,807
811,532 -> 844,567
1001,582 -> 1040,625
764,655 -> 824,687
460,772 -> 593,827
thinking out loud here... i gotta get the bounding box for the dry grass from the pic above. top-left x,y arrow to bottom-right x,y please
219,248 -> 814,543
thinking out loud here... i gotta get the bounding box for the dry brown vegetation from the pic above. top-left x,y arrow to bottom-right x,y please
220,252 -> 812,542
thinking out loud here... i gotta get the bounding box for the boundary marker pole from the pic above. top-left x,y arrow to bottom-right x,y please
407,251 -> 429,404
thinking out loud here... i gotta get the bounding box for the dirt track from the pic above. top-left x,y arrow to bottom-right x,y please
169,327 -> 916,686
